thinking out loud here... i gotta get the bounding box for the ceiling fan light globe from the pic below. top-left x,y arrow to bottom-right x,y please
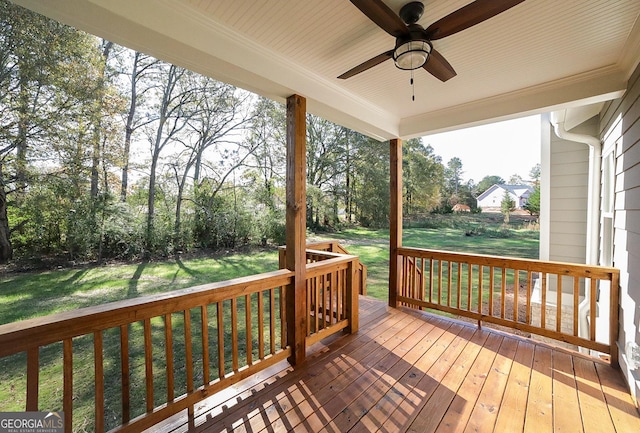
393,40 -> 431,70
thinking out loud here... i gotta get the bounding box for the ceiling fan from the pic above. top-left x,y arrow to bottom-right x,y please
338,0 -> 525,82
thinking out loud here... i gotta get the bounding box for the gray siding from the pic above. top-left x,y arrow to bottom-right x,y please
547,118 -> 593,264
600,62 -> 640,403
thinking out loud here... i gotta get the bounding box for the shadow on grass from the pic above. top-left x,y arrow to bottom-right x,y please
127,262 -> 147,298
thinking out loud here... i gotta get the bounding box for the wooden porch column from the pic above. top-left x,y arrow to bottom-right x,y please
285,94 -> 307,366
389,138 -> 402,308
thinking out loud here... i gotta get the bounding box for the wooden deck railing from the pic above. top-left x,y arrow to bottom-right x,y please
279,241 -> 367,295
0,256 -> 359,433
396,247 -> 620,365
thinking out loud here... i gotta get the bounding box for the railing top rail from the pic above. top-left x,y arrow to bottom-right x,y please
306,254 -> 358,278
398,246 -> 619,279
0,269 -> 294,357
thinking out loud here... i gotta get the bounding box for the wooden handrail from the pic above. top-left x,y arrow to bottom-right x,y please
396,247 -> 620,365
279,241 -> 368,295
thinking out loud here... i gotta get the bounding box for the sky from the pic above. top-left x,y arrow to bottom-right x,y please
422,115 -> 541,184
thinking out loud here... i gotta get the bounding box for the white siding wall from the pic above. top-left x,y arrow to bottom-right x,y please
600,63 -> 640,404
546,118 -> 595,264
477,188 -> 505,208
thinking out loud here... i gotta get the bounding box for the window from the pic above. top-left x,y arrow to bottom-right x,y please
600,142 -> 616,266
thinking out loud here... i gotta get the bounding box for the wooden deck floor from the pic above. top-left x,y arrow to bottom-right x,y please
150,296 -> 640,433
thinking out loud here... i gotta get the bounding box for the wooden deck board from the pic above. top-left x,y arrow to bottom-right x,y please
152,297 -> 640,433
461,336 -> 518,433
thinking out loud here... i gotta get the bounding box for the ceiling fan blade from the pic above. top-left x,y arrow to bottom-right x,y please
338,50 -> 394,79
423,48 -> 456,82
350,0 -> 408,38
426,0 -> 525,40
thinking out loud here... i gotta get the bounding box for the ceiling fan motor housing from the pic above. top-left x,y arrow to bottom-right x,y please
393,24 -> 432,70
399,1 -> 425,25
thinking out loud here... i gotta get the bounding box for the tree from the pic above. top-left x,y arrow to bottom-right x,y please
444,157 -> 464,195
524,185 -> 540,216
118,51 -> 158,201
501,189 -> 516,223
475,175 -> 505,196
176,79 -> 255,250
508,174 -> 524,184
352,138 -> 389,227
0,1 -> 106,262
305,115 -> 346,228
529,163 -> 541,184
144,64 -> 195,254
403,138 -> 443,216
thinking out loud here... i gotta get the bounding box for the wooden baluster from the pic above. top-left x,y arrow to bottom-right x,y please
231,299 -> 239,371
401,257 -> 407,304
573,277 -> 579,336
447,261 -> 452,307
330,270 -> 335,319
437,260 -> 443,306
457,262 -> 462,310
164,314 -> 174,402
589,278 -> 597,341
63,339 -> 73,432
143,319 -> 153,412
258,292 -> 265,359
541,273 -> 547,329
526,271 -> 532,324
270,288 -> 276,355
120,325 -> 130,423
94,331 -> 104,433
489,266 -> 495,317
201,306 -> 210,385
513,270 -> 519,321
420,258 -> 426,306
501,268 -> 507,319
26,347 -> 38,411
217,302 -> 225,378
556,276 -> 563,333
429,258 -> 434,303
184,310 -> 194,428
467,264 -> 473,312
314,276 -> 320,332
246,294 -> 253,365
338,268 -> 344,321
280,286 -> 287,350
478,265 -> 484,314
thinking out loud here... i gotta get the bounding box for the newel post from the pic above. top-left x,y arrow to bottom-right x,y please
389,138 -> 402,308
285,94 -> 307,366
346,258 -> 359,333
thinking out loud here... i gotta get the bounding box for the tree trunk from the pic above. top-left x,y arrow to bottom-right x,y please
0,164 -> 13,263
145,155 -> 158,255
121,51 -> 141,202
90,41 -> 113,199
15,74 -> 29,198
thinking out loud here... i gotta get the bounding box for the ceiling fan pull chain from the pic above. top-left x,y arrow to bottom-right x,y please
411,69 -> 415,101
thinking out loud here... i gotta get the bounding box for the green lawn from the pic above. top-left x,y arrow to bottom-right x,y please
313,214 -> 539,300
0,249 -> 279,325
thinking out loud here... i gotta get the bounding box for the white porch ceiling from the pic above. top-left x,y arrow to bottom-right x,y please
12,0 -> 640,140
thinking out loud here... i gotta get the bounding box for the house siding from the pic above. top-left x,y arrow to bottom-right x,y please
600,61 -> 640,404
545,118 -> 592,264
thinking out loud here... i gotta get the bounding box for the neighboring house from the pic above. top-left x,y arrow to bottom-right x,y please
476,184 -> 533,210
452,203 -> 470,212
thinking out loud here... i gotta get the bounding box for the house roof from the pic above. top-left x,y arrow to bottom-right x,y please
12,0 -> 640,140
476,184 -> 533,201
